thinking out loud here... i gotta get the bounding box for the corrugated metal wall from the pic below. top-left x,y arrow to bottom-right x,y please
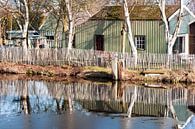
75,20 -> 167,53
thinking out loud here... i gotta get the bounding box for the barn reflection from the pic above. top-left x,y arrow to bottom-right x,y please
0,80 -> 195,127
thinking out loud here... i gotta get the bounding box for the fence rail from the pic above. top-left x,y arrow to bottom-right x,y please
0,47 -> 195,70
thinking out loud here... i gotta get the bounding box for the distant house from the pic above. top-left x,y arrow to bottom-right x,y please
6,31 -> 48,48
39,15 -> 66,48
74,5 -> 195,54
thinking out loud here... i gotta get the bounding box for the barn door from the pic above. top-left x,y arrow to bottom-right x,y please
189,22 -> 195,54
95,35 -> 104,51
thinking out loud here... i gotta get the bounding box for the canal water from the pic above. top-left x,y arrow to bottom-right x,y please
0,79 -> 195,129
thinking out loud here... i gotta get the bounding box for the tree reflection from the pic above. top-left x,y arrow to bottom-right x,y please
20,81 -> 31,114
0,79 -> 195,123
127,86 -> 137,117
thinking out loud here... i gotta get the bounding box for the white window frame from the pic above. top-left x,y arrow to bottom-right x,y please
134,35 -> 146,51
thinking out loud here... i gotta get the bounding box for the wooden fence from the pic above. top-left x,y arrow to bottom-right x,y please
0,47 -> 195,70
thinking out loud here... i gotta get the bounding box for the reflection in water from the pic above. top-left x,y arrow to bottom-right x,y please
179,106 -> 195,129
0,80 -> 195,129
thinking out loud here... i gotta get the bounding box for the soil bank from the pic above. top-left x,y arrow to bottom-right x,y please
0,62 -> 195,84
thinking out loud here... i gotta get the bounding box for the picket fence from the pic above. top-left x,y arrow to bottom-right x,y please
0,47 -> 195,70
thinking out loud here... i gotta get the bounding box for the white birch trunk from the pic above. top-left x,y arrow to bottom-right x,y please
66,0 -> 74,50
22,0 -> 29,58
13,14 -> 23,31
159,0 -> 169,44
123,0 -> 137,65
23,0 -> 29,47
168,4 -> 184,54
122,24 -> 126,53
54,18 -> 61,48
159,0 -> 184,56
85,8 -> 92,17
158,0 -> 183,68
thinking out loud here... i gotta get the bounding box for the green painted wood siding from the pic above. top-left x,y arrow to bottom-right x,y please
169,9 -> 195,35
132,20 -> 166,53
75,20 -> 166,53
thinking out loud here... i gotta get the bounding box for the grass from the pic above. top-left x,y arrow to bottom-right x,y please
141,69 -> 167,74
83,66 -> 111,74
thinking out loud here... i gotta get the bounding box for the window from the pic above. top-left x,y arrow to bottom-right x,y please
46,36 -> 54,40
173,37 -> 185,54
134,35 -> 146,50
95,35 -> 104,51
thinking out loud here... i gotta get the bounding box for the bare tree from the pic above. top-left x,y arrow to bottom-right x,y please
1,0 -> 47,48
0,1 -> 11,45
157,0 -> 184,68
123,0 -> 137,65
11,0 -> 30,50
0,0 -> 31,57
41,0 -> 110,49
65,0 -> 74,49
42,0 -> 74,48
66,0 -> 110,49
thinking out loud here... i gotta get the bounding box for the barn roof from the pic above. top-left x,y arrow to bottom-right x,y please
90,5 -> 179,20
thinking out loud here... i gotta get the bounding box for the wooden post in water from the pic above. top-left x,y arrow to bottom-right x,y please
112,81 -> 118,100
112,57 -> 118,80
111,55 -> 124,81
118,60 -> 123,80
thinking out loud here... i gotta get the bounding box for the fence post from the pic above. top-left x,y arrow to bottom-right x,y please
112,57 -> 118,80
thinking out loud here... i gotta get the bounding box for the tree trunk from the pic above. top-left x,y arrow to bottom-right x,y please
54,17 -> 61,48
22,0 -> 30,59
123,0 -> 137,65
168,4 -> 183,55
21,82 -> 31,114
122,23 -> 126,53
159,0 -> 169,43
23,0 -> 29,48
158,0 -> 183,68
66,0 -> 74,50
62,17 -> 68,48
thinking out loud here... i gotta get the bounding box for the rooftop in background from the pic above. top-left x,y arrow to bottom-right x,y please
90,5 -> 180,20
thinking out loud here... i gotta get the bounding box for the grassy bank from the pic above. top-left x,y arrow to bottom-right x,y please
0,62 -> 195,84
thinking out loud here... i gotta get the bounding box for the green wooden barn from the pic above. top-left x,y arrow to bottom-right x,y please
74,5 -> 195,54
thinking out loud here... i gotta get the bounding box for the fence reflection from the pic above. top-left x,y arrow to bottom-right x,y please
0,80 -> 194,120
